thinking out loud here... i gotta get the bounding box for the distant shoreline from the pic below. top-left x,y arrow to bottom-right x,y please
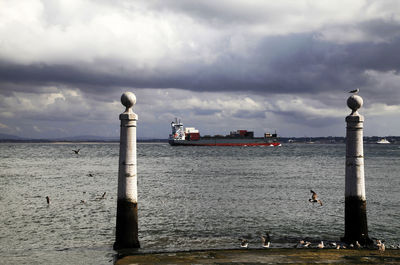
0,136 -> 399,144
0,139 -> 169,144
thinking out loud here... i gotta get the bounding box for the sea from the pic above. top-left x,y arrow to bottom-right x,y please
0,142 -> 399,264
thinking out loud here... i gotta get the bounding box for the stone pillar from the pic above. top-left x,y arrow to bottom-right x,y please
342,94 -> 371,245
114,92 -> 140,250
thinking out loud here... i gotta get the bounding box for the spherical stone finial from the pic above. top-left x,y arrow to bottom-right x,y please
121,92 -> 136,109
347,94 -> 363,113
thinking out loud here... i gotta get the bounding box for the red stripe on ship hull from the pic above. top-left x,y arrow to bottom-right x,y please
172,142 -> 281,146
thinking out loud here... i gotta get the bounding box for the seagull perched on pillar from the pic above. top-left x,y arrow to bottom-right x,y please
309,190 -> 323,206
349,88 -> 360,94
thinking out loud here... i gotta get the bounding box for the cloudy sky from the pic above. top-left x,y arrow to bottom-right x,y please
0,0 -> 399,139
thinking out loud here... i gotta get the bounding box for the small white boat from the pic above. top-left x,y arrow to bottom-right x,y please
377,138 -> 390,144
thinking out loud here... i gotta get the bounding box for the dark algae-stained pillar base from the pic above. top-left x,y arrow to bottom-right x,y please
342,196 -> 371,245
114,200 -> 140,249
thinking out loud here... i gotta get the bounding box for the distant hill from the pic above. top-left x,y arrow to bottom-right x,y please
0,133 -> 27,140
52,135 -> 119,142
0,133 -> 118,142
0,133 -> 168,142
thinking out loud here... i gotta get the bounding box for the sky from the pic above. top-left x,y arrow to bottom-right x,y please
0,0 -> 399,139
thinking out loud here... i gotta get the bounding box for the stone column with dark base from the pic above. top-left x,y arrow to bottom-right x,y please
342,94 -> 371,246
114,92 -> 140,250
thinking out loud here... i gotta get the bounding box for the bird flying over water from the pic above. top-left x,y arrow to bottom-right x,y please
261,232 -> 271,248
72,149 -> 81,154
349,88 -> 360,94
309,190 -> 323,206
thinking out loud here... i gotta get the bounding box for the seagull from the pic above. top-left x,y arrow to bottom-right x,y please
355,241 -> 361,249
376,240 -> 385,252
349,88 -> 360,94
87,173 -> 94,177
72,149 -> 81,154
318,241 -> 324,249
80,200 -> 86,204
239,239 -> 248,248
46,196 -> 50,204
296,240 -> 311,248
261,232 -> 271,248
309,190 -> 323,206
101,192 -> 106,199
293,241 -> 301,248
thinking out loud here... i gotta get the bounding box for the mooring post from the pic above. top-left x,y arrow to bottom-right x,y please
114,92 -> 140,250
343,94 -> 371,245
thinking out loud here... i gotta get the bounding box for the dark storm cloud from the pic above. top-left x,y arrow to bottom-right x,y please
359,19 -> 400,41
235,110 -> 266,119
192,109 -> 221,116
2,27 -> 400,102
344,39 -> 400,72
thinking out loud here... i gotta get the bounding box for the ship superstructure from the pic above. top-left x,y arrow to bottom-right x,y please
169,118 -> 280,146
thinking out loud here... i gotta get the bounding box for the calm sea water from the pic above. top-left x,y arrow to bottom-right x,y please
0,142 -> 399,264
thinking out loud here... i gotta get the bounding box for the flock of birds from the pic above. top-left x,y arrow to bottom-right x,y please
65,144 -> 395,252
238,189 -> 393,251
45,191 -> 106,206
45,148 -> 106,205
239,232 -> 271,249
239,235 -> 393,252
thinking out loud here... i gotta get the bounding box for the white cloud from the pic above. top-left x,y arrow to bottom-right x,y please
275,97 -> 346,119
364,103 -> 400,116
1,0 -> 399,68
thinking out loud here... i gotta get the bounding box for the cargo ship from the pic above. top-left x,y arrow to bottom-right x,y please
168,119 -> 281,146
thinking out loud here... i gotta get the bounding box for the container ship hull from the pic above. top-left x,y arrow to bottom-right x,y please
168,119 -> 280,147
169,138 -> 281,146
